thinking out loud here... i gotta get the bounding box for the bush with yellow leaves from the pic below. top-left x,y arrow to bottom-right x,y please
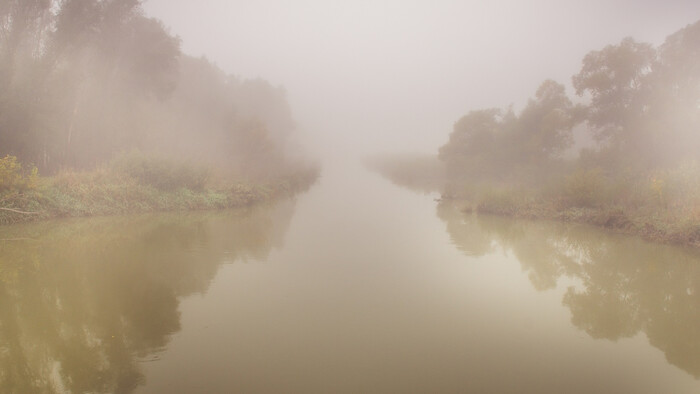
0,155 -> 38,193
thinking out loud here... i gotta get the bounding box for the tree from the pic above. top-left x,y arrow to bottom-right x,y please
651,20 -> 700,163
438,108 -> 504,180
572,37 -> 656,146
0,0 -> 182,170
438,80 -> 578,182
0,0 -> 299,178
510,80 -> 577,165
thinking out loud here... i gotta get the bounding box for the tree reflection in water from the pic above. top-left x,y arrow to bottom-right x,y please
0,201 -> 295,394
438,201 -> 700,378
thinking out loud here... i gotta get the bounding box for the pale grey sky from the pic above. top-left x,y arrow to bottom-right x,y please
143,0 -> 700,159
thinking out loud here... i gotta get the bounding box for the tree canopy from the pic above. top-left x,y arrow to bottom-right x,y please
440,19 -> 700,182
0,0 -> 301,178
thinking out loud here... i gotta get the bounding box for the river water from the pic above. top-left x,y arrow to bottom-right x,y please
1,162 -> 699,393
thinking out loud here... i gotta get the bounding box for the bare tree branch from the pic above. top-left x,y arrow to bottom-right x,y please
0,207 -> 41,215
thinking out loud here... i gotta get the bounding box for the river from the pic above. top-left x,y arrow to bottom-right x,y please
0,161 -> 698,393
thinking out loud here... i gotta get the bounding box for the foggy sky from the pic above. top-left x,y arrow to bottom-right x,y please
143,0 -> 700,160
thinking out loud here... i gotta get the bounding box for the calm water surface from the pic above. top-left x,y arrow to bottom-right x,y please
1,162 -> 699,393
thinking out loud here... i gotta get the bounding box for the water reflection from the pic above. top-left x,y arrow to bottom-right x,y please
0,202 -> 296,393
437,201 -> 700,378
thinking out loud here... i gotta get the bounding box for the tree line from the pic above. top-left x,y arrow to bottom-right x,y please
0,0 -> 299,178
439,20 -> 700,185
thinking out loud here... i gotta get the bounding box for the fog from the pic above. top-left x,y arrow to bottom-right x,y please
4,2 -> 700,392
144,0 -> 700,160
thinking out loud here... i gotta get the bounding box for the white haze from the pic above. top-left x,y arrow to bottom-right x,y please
143,0 -> 700,162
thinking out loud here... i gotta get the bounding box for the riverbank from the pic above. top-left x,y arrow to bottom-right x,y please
367,154 -> 700,249
0,164 -> 319,226
444,194 -> 700,249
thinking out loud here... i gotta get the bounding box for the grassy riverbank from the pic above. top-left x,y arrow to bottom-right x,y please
410,20 -> 700,250
0,154 -> 319,226
368,153 -> 700,248
450,197 -> 700,248
443,174 -> 700,248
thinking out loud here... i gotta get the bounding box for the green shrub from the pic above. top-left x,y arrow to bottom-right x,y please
664,160 -> 700,208
0,155 -> 38,193
111,150 -> 209,191
476,187 -> 525,215
561,168 -> 609,207
51,166 -> 124,191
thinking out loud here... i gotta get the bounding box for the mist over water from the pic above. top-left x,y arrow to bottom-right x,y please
2,163 -> 699,393
145,0 -> 700,160
2,1 -> 700,393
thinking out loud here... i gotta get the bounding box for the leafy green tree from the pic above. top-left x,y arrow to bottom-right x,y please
572,37 -> 657,163
650,20 -> 700,163
0,0 -> 308,178
438,108 -> 505,180
439,80 -> 578,182
513,80 -> 577,163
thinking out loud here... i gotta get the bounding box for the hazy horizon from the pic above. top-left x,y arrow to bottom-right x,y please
3,2 -> 700,392
143,0 -> 700,161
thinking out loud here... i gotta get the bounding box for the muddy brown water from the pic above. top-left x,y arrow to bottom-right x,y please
1,162 -> 698,393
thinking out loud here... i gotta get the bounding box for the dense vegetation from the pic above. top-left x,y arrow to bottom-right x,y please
434,20 -> 700,246
0,151 -> 317,225
0,0 -> 317,223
